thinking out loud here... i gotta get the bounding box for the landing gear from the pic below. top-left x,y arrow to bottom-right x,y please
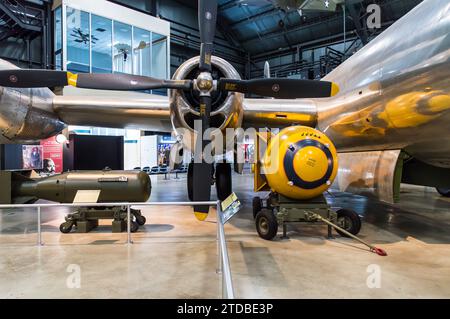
59,222 -> 74,234
188,163 -> 193,201
436,188 -> 450,197
216,162 -> 232,201
252,196 -> 262,218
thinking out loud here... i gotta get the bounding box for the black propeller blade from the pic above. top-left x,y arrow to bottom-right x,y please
198,0 -> 217,72
218,78 -> 339,99
0,69 -> 192,91
0,70 -> 68,88
192,0 -> 218,219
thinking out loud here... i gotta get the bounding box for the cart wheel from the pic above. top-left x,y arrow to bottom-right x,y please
252,197 -> 262,218
59,222 -> 73,234
336,209 -> 361,237
255,210 -> 278,240
135,215 -> 147,226
130,221 -> 139,233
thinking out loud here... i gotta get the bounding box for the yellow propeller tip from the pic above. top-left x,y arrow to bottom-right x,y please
67,72 -> 78,87
331,82 -> 340,96
194,212 -> 208,221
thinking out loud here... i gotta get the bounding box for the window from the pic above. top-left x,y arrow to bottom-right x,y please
66,7 -> 90,73
151,32 -> 167,79
113,21 -> 132,74
54,7 -> 62,70
91,15 -> 113,73
133,27 -> 151,76
152,33 -> 168,95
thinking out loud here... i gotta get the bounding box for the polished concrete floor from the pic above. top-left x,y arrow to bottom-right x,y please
0,173 -> 450,298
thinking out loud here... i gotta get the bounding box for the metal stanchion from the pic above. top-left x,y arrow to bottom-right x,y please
37,206 -> 43,246
216,201 -> 222,274
127,205 -> 133,244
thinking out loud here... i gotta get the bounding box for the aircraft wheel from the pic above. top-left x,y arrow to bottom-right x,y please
130,221 -> 139,233
187,163 -> 193,201
216,163 -> 232,201
135,215 -> 146,226
436,188 -> 450,197
252,196 -> 262,218
336,209 -> 361,237
59,222 -> 73,234
256,210 -> 278,240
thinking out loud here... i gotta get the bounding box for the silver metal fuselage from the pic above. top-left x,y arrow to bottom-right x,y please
317,0 -> 450,168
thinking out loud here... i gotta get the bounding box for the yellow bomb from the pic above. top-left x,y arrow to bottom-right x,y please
262,126 -> 338,200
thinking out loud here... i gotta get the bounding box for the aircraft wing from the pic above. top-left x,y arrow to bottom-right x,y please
52,87 -> 172,132
300,0 -> 340,12
242,98 -> 318,128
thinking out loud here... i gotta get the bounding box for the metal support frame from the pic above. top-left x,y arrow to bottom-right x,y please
0,200 -> 235,299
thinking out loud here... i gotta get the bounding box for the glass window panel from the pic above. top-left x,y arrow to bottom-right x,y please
133,27 -> 151,76
113,21 -> 132,74
66,7 -> 90,73
54,6 -> 62,70
152,33 -> 167,95
91,15 -> 112,73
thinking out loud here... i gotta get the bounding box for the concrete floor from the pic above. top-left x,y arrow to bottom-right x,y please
0,173 -> 450,298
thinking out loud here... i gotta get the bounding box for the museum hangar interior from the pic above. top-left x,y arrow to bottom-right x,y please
0,0 -> 449,299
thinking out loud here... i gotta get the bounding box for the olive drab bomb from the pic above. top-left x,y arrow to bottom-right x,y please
261,126 -> 338,200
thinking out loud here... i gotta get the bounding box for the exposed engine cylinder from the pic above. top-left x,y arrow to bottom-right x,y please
262,126 -> 338,200
170,56 -> 244,153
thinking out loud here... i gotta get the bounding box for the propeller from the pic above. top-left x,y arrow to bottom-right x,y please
0,0 -> 340,222
218,78 -> 339,99
191,0 -> 218,221
0,69 -> 192,91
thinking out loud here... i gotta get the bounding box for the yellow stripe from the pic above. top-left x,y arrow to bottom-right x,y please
331,82 -> 340,96
67,72 -> 78,87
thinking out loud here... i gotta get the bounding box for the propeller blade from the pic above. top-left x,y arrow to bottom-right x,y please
0,69 -> 68,88
218,78 -> 340,99
73,73 -> 192,91
192,94 -> 213,219
198,0 -> 218,72
0,69 -> 192,91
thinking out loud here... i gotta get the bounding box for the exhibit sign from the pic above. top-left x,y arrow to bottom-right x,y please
40,136 -> 64,174
221,192 -> 241,224
22,145 -> 43,170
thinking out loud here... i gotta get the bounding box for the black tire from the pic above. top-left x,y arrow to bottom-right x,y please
59,222 -> 73,234
135,215 -> 146,226
187,162 -> 193,201
335,209 -> 361,237
130,221 -> 139,233
255,210 -> 278,240
436,188 -> 450,197
252,197 -> 262,218
216,163 -> 232,201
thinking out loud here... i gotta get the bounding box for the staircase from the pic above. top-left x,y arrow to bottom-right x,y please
0,0 -> 44,41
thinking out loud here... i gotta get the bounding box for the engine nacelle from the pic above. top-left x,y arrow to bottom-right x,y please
262,126 -> 338,200
0,86 -> 65,144
170,56 -> 244,154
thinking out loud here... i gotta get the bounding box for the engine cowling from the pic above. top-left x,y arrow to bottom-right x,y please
262,126 -> 338,200
170,56 -> 244,154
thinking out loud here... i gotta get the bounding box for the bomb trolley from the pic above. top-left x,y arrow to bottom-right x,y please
59,206 -> 146,233
253,193 -> 361,241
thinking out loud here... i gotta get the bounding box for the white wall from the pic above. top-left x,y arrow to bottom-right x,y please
140,135 -> 157,168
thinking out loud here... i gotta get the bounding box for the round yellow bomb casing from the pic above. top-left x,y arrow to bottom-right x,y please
262,126 -> 338,200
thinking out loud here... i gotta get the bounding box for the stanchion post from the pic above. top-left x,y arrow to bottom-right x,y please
127,205 -> 133,244
37,206 -> 43,246
216,201 -> 222,275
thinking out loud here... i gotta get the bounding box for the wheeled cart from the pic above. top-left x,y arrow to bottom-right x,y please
253,192 -> 361,240
59,206 -> 146,233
